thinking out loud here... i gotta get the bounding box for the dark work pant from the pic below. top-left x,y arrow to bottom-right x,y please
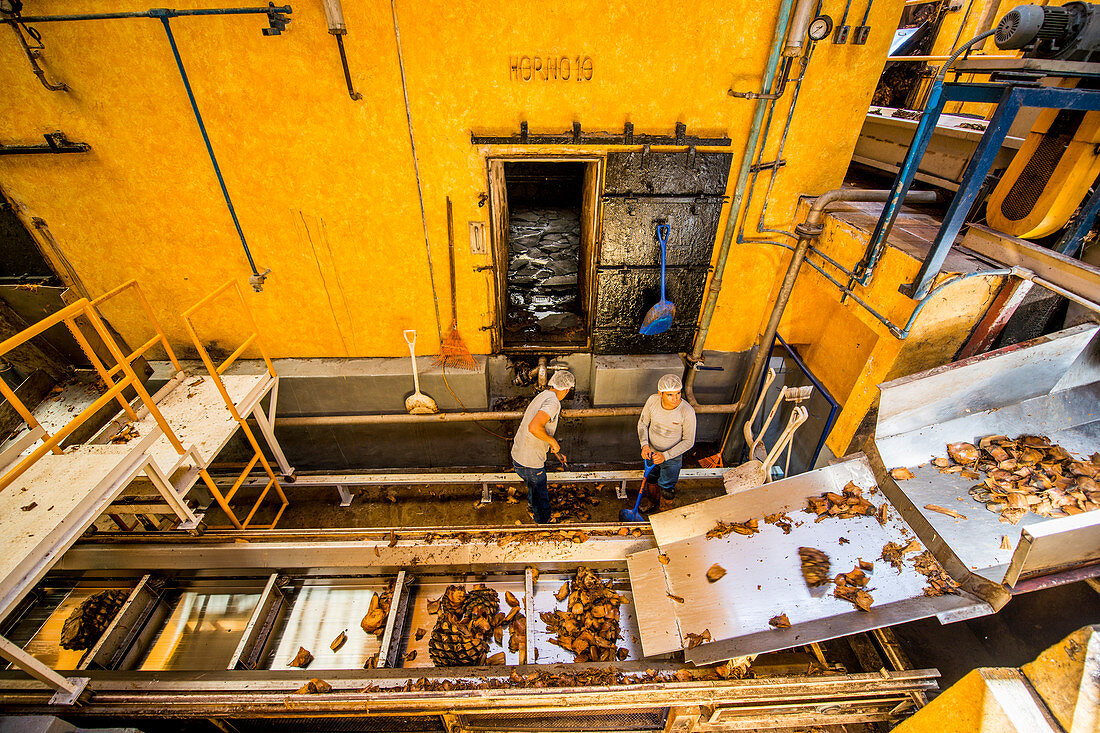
651,456 -> 683,500
513,461 -> 550,523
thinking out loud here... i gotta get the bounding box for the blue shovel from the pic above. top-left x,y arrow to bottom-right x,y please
639,223 -> 676,335
620,459 -> 657,523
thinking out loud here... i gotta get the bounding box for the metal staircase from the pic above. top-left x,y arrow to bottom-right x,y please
0,278 -> 293,701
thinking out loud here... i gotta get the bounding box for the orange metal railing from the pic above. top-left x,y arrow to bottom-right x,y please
90,279 -> 184,380
0,283 -> 187,493
181,279 -> 287,530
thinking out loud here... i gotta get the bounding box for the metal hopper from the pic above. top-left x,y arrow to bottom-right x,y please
873,323 -> 1100,591
628,455 -> 990,664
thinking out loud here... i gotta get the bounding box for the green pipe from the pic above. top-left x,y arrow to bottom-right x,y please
688,0 -> 797,370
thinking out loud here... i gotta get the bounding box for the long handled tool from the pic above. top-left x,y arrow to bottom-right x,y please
436,196 -> 478,370
620,459 -> 656,522
403,329 -> 439,414
639,223 -> 676,335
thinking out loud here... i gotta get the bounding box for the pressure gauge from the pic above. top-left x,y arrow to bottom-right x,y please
808,15 -> 834,42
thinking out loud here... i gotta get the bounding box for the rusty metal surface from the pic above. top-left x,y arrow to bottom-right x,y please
594,268 -> 709,330
0,667 -> 941,718
592,152 -> 731,355
599,200 -> 723,266
603,151 -> 733,195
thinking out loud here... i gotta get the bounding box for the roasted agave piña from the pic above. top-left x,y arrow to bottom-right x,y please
427,585 -> 501,667
540,567 -> 627,662
805,482 -> 877,521
933,435 -> 1100,524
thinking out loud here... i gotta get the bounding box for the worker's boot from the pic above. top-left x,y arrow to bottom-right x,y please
658,494 -> 675,513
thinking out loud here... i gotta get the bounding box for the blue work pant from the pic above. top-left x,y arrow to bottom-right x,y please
650,456 -> 683,500
513,461 -> 551,523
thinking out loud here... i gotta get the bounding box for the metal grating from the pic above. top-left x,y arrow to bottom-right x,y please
999,109 -> 1082,221
461,709 -> 667,732
229,716 -> 445,732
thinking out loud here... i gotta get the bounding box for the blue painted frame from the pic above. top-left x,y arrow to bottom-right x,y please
749,334 -> 840,473
859,80 -> 1100,300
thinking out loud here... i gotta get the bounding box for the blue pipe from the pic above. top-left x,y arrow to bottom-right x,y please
754,235 -> 1010,339
159,16 -> 257,277
12,7 -> 291,22
806,243 -> 1010,338
738,47 -> 815,246
4,6 -> 291,286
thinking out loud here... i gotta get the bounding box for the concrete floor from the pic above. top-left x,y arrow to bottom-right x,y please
204,477 -> 727,529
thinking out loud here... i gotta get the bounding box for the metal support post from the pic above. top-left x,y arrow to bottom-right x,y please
336,484 -> 353,507
229,574 -> 281,670
523,567 -> 536,659
144,458 -> 201,529
904,84 -> 1100,298
903,91 -> 1022,299
0,634 -> 89,705
481,482 -> 491,503
251,401 -> 293,479
617,480 -> 628,499
857,82 -> 1005,292
1054,180 -> 1100,257
378,571 -> 411,668
853,85 -> 953,289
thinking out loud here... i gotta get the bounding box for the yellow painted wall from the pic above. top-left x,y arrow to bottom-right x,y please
777,202 -> 1002,454
1,0 -> 906,359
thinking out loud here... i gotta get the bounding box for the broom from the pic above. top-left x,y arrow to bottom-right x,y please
435,196 -> 478,370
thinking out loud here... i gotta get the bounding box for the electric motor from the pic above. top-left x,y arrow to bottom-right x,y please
994,2 -> 1100,61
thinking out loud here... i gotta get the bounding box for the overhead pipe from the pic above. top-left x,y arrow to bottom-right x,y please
4,5 -> 293,292
685,0 -> 798,408
723,188 -> 940,455
278,399 -> 744,427
320,0 -> 362,100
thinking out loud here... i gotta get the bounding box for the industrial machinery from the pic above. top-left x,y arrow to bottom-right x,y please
985,3 -> 1100,239
2,324 -> 1097,730
1,0 -> 1098,729
993,2 -> 1100,61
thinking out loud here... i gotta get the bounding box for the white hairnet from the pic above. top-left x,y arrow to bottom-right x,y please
548,370 -> 576,390
657,373 -> 682,393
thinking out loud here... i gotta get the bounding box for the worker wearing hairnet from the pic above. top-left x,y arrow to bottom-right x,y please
638,373 -> 697,513
511,370 -> 575,523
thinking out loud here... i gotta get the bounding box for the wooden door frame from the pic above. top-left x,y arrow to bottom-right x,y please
484,154 -> 604,354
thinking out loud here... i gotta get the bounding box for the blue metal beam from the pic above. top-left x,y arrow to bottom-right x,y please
11,7 -> 291,22
159,16 -> 257,277
855,83 -> 1012,292
864,80 -> 1100,301
1054,183 -> 1100,257
903,89 -> 1023,298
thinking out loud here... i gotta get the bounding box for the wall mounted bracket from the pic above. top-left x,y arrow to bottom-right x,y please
4,17 -> 69,91
0,132 -> 89,155
471,121 -> 731,147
